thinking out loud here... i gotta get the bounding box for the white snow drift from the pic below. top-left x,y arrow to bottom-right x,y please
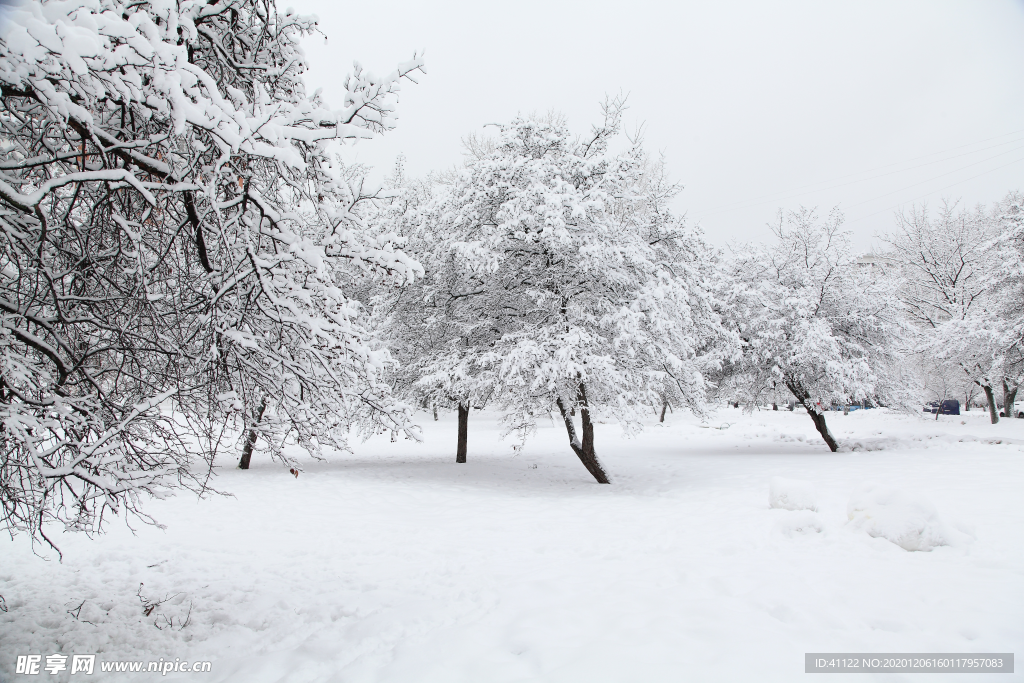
846,482 -> 955,551
768,476 -> 818,511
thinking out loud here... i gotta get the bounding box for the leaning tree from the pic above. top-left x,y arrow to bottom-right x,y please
0,0 -> 423,546
722,208 -> 915,451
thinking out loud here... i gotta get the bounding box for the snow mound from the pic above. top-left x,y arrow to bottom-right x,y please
839,437 -> 902,452
840,433 -> 1024,452
846,483 -> 951,551
768,477 -> 818,511
774,509 -> 824,536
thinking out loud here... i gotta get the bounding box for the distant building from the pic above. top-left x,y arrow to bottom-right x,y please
854,252 -> 894,284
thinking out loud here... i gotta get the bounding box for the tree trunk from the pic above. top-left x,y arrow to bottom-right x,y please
659,401 -> 668,423
433,405 -> 438,421
983,384 -> 999,424
238,398 -> 267,469
786,381 -> 839,452
456,402 -> 468,463
1003,380 -> 1018,418
556,384 -> 610,484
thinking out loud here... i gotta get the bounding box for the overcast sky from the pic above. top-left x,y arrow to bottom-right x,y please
294,0 -> 1024,251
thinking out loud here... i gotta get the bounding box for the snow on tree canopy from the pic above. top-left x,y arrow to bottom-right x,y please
0,0 -> 424,547
384,100 -> 734,482
720,208 -> 915,451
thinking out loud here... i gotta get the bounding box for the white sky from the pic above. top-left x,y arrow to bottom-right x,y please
295,0 -> 1024,251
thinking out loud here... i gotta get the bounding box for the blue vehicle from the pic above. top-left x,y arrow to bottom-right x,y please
832,403 -> 871,411
924,399 -> 960,415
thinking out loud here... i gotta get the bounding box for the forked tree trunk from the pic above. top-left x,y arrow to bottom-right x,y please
238,398 -> 268,469
1002,380 -> 1018,419
556,383 -> 610,484
983,384 -> 999,424
786,381 -> 839,452
456,402 -> 468,463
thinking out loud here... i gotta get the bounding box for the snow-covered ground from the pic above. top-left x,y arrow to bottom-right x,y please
2,407 -> 1022,682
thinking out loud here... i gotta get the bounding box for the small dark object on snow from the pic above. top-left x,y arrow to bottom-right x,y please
289,468 -> 299,478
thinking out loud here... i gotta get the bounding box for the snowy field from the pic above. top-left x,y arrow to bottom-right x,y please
2,407 -> 1023,682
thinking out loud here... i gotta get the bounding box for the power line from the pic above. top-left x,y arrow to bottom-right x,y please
842,144 -> 1024,210
843,154 -> 1024,227
737,137 -> 1023,211
696,128 -> 1024,217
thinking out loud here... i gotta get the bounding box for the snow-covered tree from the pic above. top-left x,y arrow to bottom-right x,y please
406,101 -> 732,481
365,163 -> 489,462
939,191 -> 1024,421
880,200 -> 994,327
878,199 -> 1005,418
991,191 -> 1024,400
884,194 -> 1024,423
0,0 -> 423,546
723,208 -> 914,451
933,316 -> 1021,422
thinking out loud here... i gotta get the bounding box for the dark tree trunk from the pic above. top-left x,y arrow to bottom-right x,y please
659,401 -> 668,423
1003,380 -> 1018,418
433,405 -> 438,421
786,381 -> 839,452
983,384 -> 999,424
238,398 -> 267,469
456,402 -> 468,463
556,383 -> 610,484
772,402 -> 778,411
